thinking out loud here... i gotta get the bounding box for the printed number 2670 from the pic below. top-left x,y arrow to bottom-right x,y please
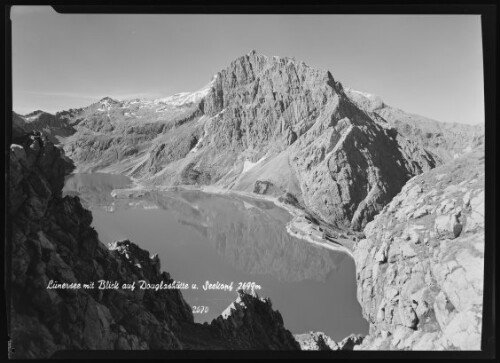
192,306 -> 209,314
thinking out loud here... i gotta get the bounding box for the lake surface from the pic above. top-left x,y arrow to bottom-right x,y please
63,173 -> 368,341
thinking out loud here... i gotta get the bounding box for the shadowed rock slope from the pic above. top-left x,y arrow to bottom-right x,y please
8,133 -> 299,358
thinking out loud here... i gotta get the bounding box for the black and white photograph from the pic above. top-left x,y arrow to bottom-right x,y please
5,4 -> 495,359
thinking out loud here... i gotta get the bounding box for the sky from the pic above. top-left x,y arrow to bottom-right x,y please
11,7 -> 484,124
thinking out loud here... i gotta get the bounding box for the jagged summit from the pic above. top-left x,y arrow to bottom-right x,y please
98,96 -> 119,104
22,110 -> 56,121
210,51 -> 342,103
24,109 -> 46,117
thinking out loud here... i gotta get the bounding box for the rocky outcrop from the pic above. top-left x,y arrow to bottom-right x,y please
294,332 -> 364,351
210,290 -> 300,350
8,133 -> 299,358
352,148 -> 484,350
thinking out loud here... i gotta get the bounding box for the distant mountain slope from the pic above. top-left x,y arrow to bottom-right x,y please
12,110 -> 76,144
13,51 -> 484,231
344,88 -> 484,163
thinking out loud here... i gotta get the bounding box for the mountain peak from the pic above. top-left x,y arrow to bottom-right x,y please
24,110 -> 47,117
99,96 -> 119,103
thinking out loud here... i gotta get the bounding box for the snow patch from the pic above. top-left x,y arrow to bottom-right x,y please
154,79 -> 214,107
346,88 -> 378,100
220,296 -> 244,319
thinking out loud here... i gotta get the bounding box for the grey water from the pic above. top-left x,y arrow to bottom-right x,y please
63,172 -> 368,341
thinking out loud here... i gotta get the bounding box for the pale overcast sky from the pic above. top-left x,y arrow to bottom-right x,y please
11,7 -> 484,124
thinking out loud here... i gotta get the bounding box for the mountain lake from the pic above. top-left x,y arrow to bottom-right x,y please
63,172 -> 368,341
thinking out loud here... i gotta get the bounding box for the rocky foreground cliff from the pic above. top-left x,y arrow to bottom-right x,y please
8,133 -> 300,358
352,148 -> 484,350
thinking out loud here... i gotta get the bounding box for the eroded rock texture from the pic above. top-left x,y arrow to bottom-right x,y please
294,332 -> 364,351
198,51 -> 438,231
8,134 -> 299,358
352,149 -> 484,350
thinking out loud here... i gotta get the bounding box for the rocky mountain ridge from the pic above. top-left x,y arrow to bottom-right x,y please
13,51 -> 483,232
13,110 -> 76,144
344,88 -> 484,163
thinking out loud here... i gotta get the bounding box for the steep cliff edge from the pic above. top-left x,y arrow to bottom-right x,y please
7,133 -> 299,358
352,148 -> 484,350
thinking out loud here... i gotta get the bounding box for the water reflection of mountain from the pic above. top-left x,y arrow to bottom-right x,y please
148,190 -> 346,282
63,174 -> 345,282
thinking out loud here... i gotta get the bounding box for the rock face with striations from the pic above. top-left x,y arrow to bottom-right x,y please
184,51 -> 438,231
352,148 -> 484,350
8,133 -> 299,358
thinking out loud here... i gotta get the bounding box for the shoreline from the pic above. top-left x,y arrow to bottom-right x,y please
107,179 -> 356,259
